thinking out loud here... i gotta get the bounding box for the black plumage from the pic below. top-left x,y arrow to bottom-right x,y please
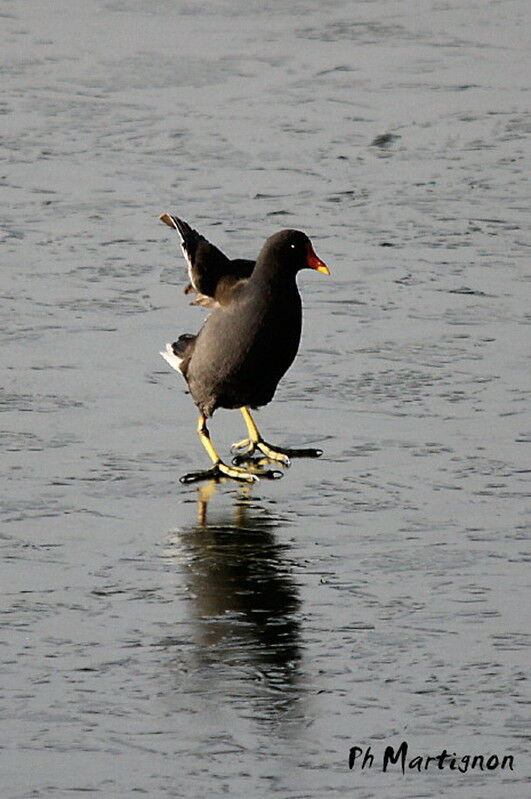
159,215 -> 330,483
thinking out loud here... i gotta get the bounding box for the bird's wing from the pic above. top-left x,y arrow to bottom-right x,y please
160,213 -> 254,307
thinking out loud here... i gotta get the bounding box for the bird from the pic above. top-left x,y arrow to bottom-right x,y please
159,214 -> 330,483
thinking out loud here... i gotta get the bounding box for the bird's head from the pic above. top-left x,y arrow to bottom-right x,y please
261,229 -> 330,276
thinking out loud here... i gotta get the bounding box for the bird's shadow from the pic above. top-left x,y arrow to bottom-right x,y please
163,483 -> 304,722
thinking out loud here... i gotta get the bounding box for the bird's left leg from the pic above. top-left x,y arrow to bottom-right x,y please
231,406 -> 322,465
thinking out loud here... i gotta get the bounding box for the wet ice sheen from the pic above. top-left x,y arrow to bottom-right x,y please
2,0 -> 530,797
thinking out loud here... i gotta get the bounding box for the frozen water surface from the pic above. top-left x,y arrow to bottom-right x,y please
1,0 -> 530,796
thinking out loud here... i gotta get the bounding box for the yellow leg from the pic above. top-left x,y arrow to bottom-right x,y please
231,406 -> 323,464
195,414 -> 258,482
197,414 -> 221,464
232,407 -> 289,463
181,414 -> 284,484
231,407 -> 291,464
241,406 -> 260,440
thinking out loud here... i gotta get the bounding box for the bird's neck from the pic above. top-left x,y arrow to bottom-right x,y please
251,257 -> 298,292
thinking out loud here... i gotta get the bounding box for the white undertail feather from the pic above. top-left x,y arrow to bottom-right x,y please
160,213 -> 196,290
162,215 -> 188,250
163,217 -> 187,253
170,222 -> 194,285
181,244 -> 195,284
159,343 -> 183,374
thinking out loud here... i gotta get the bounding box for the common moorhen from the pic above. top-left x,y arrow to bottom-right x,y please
159,214 -> 330,483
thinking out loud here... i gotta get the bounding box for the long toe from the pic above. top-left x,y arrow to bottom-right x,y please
218,462 -> 259,483
255,441 -> 291,465
229,437 -> 289,462
230,437 -> 254,454
180,462 -> 258,484
230,453 -> 284,477
258,441 -> 323,459
180,465 -> 224,484
280,446 -> 323,458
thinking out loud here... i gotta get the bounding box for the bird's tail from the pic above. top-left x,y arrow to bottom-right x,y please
159,334 -> 196,374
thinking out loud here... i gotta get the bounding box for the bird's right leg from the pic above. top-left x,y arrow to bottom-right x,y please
180,414 -> 281,484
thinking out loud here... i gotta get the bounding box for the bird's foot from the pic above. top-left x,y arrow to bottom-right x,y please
180,460 -> 282,484
231,437 -> 290,465
231,438 -> 323,465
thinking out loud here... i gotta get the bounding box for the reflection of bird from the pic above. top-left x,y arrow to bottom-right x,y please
159,214 -> 330,484
165,488 -> 302,700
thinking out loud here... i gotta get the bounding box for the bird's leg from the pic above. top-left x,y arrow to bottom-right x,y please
180,414 -> 282,484
181,414 -> 256,483
231,407 -> 323,465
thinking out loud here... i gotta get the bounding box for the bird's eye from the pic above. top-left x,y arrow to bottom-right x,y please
290,243 -> 296,249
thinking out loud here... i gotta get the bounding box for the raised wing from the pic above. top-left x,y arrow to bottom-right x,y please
160,213 -> 254,307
